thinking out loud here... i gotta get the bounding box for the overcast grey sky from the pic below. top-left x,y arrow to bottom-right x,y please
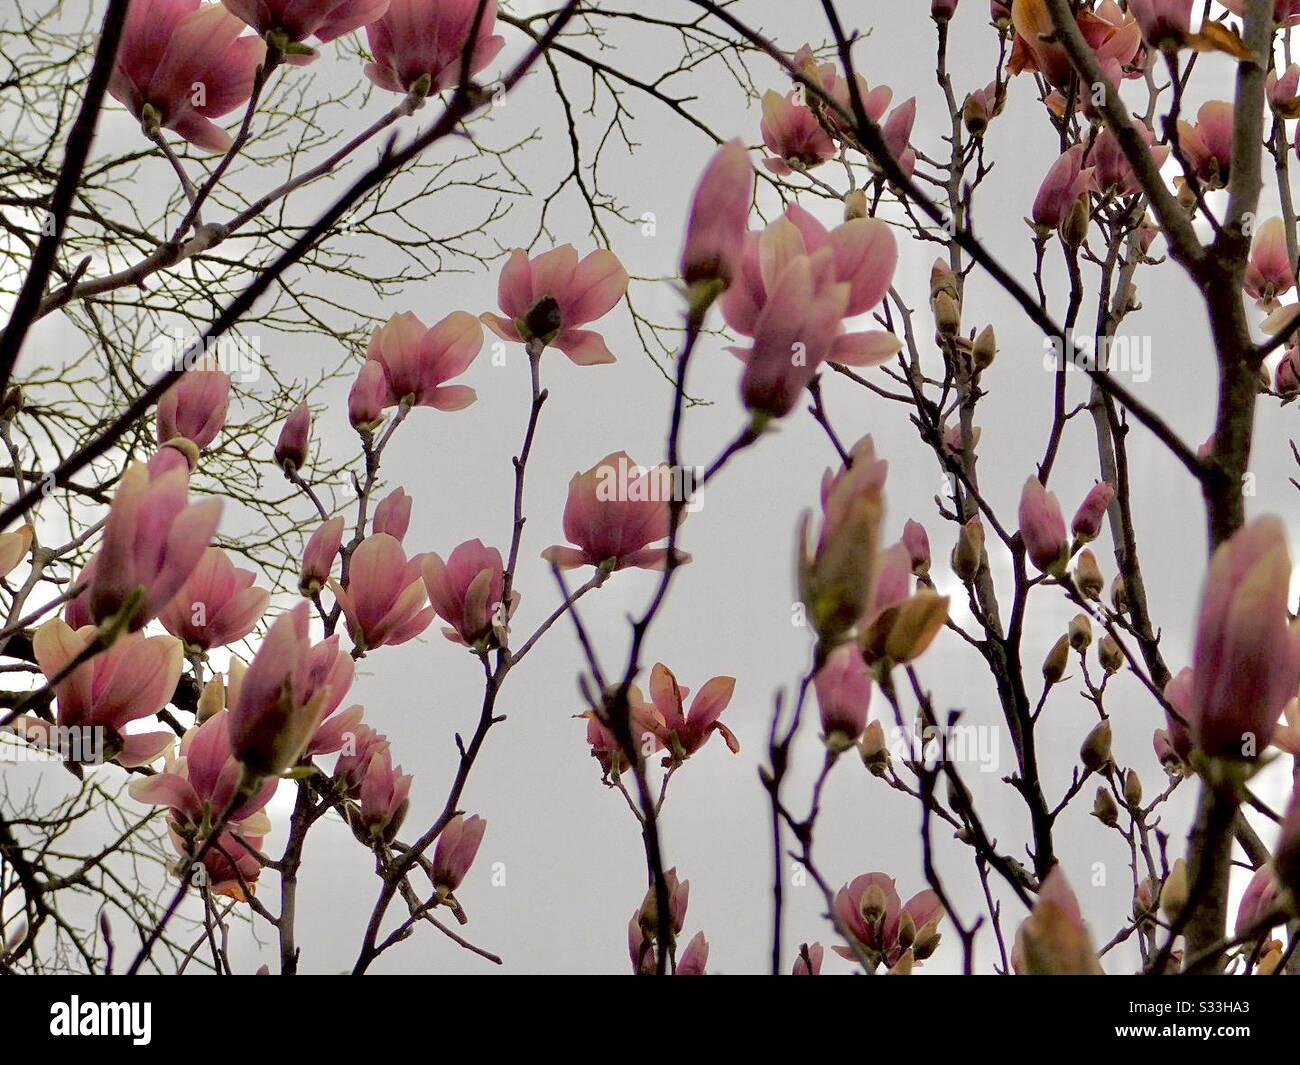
9,0 -> 1299,974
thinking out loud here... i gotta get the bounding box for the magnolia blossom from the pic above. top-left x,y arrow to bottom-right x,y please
372,487 -> 412,541
1176,101 -> 1234,188
759,90 -> 835,174
680,140 -> 753,288
299,516 -> 345,596
1087,124 -> 1167,198
157,547 -> 269,651
831,873 -> 944,970
422,539 -> 516,646
357,747 -> 412,843
814,644 -> 874,747
432,813 -> 486,892
1031,145 -> 1096,231
1071,482 -> 1115,543
1013,867 -> 1102,974
129,709 -> 277,826
1188,517 -> 1300,759
1018,476 -> 1069,576
275,400 -> 312,471
155,361 -> 231,450
334,722 -> 392,792
634,662 -> 739,761
364,0 -> 505,96
1244,218 -> 1296,310
541,452 -> 688,572
481,246 -> 628,365
362,311 -> 481,412
722,207 -> 899,415
349,360 -> 388,429
228,602 -> 332,775
222,0 -> 389,62
329,533 -> 434,654
791,43 -> 892,137
1127,0 -> 1192,48
17,620 -> 180,767
0,523 -> 33,583
88,463 -> 222,631
1234,866 -> 1283,938
109,0 -> 266,151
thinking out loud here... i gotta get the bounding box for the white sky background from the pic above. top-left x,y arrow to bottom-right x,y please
7,0 -> 1300,974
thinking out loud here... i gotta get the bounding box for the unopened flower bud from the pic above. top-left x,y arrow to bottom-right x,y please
1060,196 -> 1090,247
1075,549 -> 1104,600
1123,768 -> 1142,807
972,325 -> 997,371
843,189 -> 868,221
1042,634 -> 1070,685
197,674 -> 225,724
859,719 -> 890,774
932,291 -> 961,337
1081,719 -> 1112,772
1092,785 -> 1118,826
963,92 -> 990,136
1160,859 -> 1189,922
952,516 -> 985,582
1069,613 -> 1092,651
1110,576 -> 1128,614
1098,635 -> 1123,674
861,883 -> 888,926
930,258 -> 959,302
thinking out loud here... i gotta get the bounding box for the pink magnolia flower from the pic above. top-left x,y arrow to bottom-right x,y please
223,0 -> 389,62
792,942 -> 824,975
299,516 -> 345,596
791,44 -> 892,137
364,0 -> 505,96
372,486 -> 412,541
1011,0 -> 1141,89
541,452 -> 689,572
109,0 -> 266,151
129,709 -> 277,825
1031,144 -> 1096,231
1221,0 -> 1300,28
831,873 -> 944,969
636,662 -> 739,761
1177,101 -> 1234,187
1275,346 -> 1300,395
17,619 -> 180,767
902,518 -> 931,576
676,931 -> 709,975
362,311 -> 481,412
881,97 -> 917,177
1161,666 -> 1195,764
481,246 -> 628,365
157,547 -> 269,651
432,813 -> 486,892
860,541 -> 912,632
932,0 -> 959,19
0,523 -> 33,583
1127,0 -> 1192,48
1235,866 -> 1282,937
155,361 -> 231,450
1244,218 -> 1296,310
722,205 -> 899,376
357,747 -> 412,843
296,634 -> 358,755
349,360 -> 388,429
680,140 -> 753,288
759,89 -> 835,175
275,400 -> 311,472
171,823 -> 265,900
1189,517 -> 1300,759
333,722 -> 391,791
814,643 -> 874,747
1013,867 -> 1102,974
1071,482 -> 1115,543
1268,64 -> 1300,111
581,701 -> 664,778
89,462 -> 222,631
1018,476 -> 1069,576
228,602 -> 332,775
422,539 -> 517,646
329,533 -> 434,654
1088,124 -> 1168,197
